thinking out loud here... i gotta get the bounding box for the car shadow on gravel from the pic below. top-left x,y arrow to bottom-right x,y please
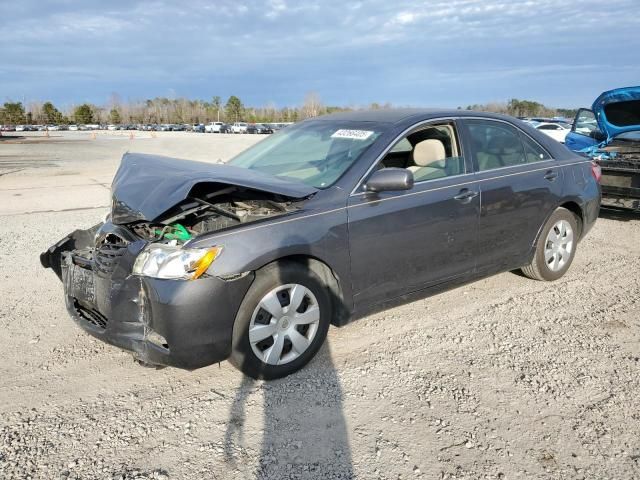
223,343 -> 353,479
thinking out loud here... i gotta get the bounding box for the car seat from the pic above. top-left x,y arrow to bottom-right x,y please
408,139 -> 447,180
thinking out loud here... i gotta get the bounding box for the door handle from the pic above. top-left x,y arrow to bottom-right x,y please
453,188 -> 479,203
544,170 -> 558,181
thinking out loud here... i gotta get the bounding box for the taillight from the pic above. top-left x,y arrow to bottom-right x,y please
591,161 -> 602,183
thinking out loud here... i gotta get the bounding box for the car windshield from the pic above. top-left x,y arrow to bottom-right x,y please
228,120 -> 385,188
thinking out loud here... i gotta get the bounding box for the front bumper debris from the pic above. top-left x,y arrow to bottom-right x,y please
43,226 -> 254,370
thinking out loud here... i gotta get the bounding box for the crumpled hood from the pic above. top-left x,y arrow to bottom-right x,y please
110,153 -> 317,224
592,86 -> 640,141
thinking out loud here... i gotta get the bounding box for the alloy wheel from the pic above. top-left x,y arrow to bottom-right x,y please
544,219 -> 574,272
248,284 -> 320,365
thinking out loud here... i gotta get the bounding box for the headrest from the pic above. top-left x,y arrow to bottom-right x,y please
412,139 -> 445,167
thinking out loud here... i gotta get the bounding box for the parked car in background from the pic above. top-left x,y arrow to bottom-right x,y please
41,109 -> 600,379
232,122 -> 248,134
107,125 -> 118,131
68,125 -> 79,131
535,122 -> 570,143
565,86 -> 640,211
191,123 -> 205,133
247,123 -> 274,134
15,125 -> 25,132
205,122 -> 225,133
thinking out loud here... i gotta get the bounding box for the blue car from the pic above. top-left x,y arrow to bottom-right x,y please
565,86 -> 640,210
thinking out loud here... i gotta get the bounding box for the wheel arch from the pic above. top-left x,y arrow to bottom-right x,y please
558,200 -> 584,238
528,200 -> 584,265
256,254 -> 351,327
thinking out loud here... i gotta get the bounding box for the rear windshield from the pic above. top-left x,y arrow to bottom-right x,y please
604,100 -> 640,127
228,120 -> 386,188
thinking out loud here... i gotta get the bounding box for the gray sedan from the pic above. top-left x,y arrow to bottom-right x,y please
41,109 -> 601,379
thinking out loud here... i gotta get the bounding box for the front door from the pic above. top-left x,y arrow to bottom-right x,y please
347,120 -> 479,310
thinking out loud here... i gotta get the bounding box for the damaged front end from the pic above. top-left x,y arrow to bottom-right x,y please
585,86 -> 640,211
40,153 -> 316,369
584,140 -> 640,211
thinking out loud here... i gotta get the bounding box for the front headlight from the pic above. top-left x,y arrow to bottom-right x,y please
132,244 -> 222,280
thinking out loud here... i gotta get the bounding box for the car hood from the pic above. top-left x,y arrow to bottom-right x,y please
592,86 -> 640,141
110,153 -> 317,224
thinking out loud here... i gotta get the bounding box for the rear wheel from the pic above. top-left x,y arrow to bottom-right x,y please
229,262 -> 331,379
521,207 -> 579,281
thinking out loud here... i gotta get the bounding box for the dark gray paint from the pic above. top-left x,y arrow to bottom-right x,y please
188,111 -> 600,317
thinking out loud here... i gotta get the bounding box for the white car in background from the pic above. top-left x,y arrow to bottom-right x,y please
15,125 -> 25,132
535,122 -> 570,143
232,122 -> 248,134
205,121 -> 225,133
68,125 -> 79,131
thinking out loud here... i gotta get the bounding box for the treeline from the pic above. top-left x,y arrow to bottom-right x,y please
0,93 -> 576,125
464,99 -> 577,119
0,92 -> 348,125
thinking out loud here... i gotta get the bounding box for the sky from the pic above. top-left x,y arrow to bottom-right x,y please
1,0 -> 639,109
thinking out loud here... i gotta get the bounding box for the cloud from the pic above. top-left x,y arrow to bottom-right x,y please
1,0 -> 639,107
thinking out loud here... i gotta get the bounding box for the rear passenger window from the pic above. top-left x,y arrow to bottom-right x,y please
467,120 -> 549,171
519,132 -> 552,163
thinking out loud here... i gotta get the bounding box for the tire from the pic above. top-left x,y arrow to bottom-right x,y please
521,207 -> 580,281
229,261 -> 331,380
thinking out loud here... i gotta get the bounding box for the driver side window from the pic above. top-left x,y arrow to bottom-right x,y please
378,122 -> 465,182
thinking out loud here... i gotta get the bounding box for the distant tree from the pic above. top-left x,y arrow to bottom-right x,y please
2,102 -> 26,124
74,104 -> 94,124
556,108 -> 578,119
212,96 -> 222,121
42,102 -> 64,124
225,95 -> 244,122
301,91 -> 323,119
109,108 -> 122,124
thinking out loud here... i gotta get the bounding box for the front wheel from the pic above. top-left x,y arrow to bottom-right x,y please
229,262 -> 331,379
521,207 -> 580,281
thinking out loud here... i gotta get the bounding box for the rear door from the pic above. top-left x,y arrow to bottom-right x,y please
461,118 -> 564,271
347,120 -> 480,309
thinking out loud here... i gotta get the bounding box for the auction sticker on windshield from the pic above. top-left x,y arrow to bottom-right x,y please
331,129 -> 374,140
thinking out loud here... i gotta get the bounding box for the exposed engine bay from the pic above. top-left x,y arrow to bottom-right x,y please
127,187 -> 300,244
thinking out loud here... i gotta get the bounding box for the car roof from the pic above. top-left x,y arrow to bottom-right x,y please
315,108 -> 519,125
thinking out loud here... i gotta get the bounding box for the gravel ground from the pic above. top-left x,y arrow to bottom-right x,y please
1,131 -> 639,479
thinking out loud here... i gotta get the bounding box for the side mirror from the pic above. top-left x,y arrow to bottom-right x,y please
365,168 -> 414,193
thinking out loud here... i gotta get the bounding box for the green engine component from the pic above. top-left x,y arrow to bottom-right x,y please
154,223 -> 192,241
